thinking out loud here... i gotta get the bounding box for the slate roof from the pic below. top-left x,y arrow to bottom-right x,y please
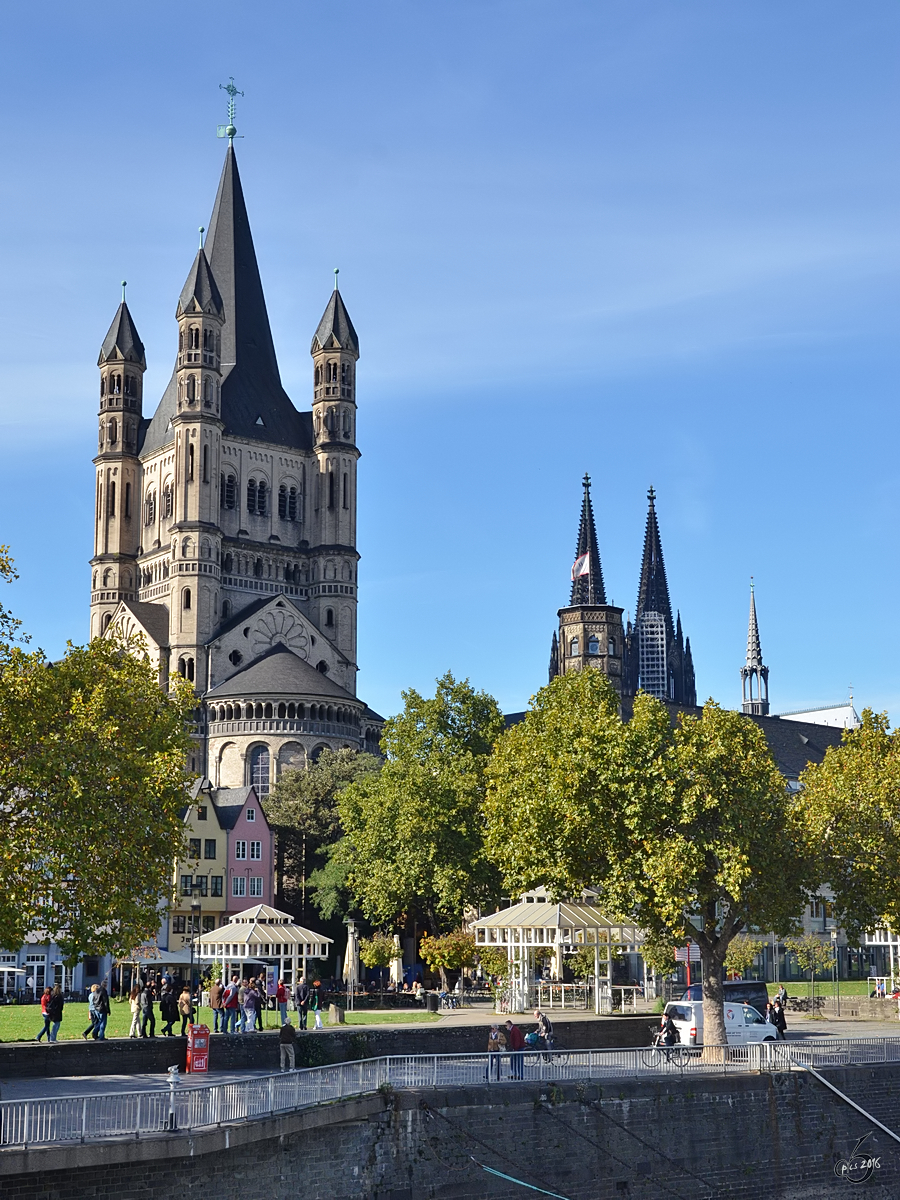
99,301 -> 146,367
205,644 -> 357,702
141,146 -> 312,456
311,287 -> 359,355
178,248 -> 224,317
503,702 -> 844,781
210,786 -> 256,831
209,595 -> 278,642
120,600 -> 170,647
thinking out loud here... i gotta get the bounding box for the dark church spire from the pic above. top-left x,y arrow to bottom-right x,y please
312,270 -> 359,355
741,579 -> 769,715
549,630 -> 559,681
635,486 -> 674,642
99,300 -> 146,368
570,474 -> 607,605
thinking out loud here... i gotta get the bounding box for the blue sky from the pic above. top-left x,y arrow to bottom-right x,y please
1,1 -> 898,722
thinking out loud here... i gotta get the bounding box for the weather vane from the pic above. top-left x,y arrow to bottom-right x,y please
217,78 -> 244,144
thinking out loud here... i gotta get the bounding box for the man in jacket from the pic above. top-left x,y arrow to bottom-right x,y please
209,979 -> 224,1032
279,1019 -> 297,1071
276,979 -> 288,1027
505,1020 -> 526,1080
295,978 -> 310,1030
139,983 -> 156,1038
222,975 -> 240,1034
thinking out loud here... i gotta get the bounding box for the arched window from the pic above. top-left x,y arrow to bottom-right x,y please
112,374 -> 121,395
341,362 -> 348,385
254,558 -> 263,578
124,375 -> 136,397
100,377 -> 106,398
328,361 -> 338,383
257,480 -> 268,516
202,443 -> 209,483
288,487 -> 298,521
222,474 -> 236,509
278,485 -> 287,518
325,607 -> 334,627
316,660 -> 329,675
342,408 -> 351,436
179,331 -> 184,352
183,588 -> 191,610
277,703 -> 286,718
247,478 -> 257,513
342,473 -> 348,509
124,482 -> 131,518
144,490 -> 156,526
186,375 -> 196,402
223,553 -> 233,573
203,377 -> 211,405
108,418 -> 117,443
587,635 -> 600,655
188,444 -> 195,481
570,637 -> 579,656
250,745 -> 270,796
101,613 -> 112,633
108,480 -> 116,517
190,326 -> 200,350
221,599 -> 231,619
328,471 -> 335,509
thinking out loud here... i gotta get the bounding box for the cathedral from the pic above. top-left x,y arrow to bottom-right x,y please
549,475 -> 696,705
90,138 -> 382,792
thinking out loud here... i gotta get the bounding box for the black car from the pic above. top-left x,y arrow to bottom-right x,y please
680,980 -> 769,1016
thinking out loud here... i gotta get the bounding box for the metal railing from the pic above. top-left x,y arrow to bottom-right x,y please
3,1039 -> 900,1150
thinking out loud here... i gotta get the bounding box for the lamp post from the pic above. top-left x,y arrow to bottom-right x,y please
831,929 -> 840,1017
344,917 -> 357,1012
190,899 -> 202,1020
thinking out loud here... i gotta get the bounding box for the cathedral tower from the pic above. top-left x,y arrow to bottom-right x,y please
552,474 -> 625,691
90,296 -> 145,637
623,487 -> 696,705
740,580 -> 769,715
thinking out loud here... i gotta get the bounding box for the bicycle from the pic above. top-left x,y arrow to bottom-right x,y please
525,1033 -> 569,1066
640,1032 -> 691,1069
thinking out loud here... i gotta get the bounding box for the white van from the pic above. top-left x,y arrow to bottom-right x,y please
664,1000 -> 778,1047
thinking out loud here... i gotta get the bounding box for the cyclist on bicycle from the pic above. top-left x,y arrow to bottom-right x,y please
533,1008 -> 554,1051
660,1012 -> 677,1048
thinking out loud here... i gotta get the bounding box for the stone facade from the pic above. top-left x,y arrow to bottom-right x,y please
90,145 -> 382,791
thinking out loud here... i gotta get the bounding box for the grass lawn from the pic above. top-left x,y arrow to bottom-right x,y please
0,1003 -> 440,1043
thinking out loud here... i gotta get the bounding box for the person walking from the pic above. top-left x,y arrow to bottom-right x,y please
775,984 -> 787,1007
533,1009 -> 554,1051
209,978 -> 224,1033
83,984 -> 101,1040
505,1019 -> 525,1080
139,982 -> 156,1038
279,1019 -> 297,1071
128,985 -> 141,1038
242,981 -> 258,1033
254,978 -> 265,1031
35,987 -> 53,1041
222,975 -> 239,1034
159,984 -> 177,1036
311,981 -> 324,1030
236,979 -> 248,1033
295,977 -> 310,1030
276,979 -> 288,1027
178,985 -> 193,1036
95,982 -> 110,1040
772,999 -> 787,1041
486,1023 -> 506,1080
47,984 -> 64,1042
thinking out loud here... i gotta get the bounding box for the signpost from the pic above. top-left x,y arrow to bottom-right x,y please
675,941 -> 701,989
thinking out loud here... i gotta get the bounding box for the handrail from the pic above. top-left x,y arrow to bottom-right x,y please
3,1039 -> 900,1150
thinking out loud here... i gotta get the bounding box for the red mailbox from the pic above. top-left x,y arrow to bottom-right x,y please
186,1023 -> 210,1074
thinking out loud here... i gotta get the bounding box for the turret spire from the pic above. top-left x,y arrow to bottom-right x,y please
741,578 -> 769,715
635,485 -> 673,640
569,473 -> 607,605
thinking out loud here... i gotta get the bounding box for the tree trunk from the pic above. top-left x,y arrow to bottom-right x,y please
699,943 -> 728,1054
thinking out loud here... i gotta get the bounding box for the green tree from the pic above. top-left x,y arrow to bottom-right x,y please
0,546 -> 28,649
485,670 -> 813,1048
784,933 -> 834,1005
337,673 -> 505,932
0,634 -> 195,963
476,945 -> 509,983
359,931 -> 401,1000
724,934 -> 765,978
264,748 -> 381,917
800,710 -> 900,938
419,929 -> 476,989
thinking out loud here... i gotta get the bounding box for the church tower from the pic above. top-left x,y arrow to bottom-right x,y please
310,274 -> 360,670
623,487 -> 696,705
552,474 -> 625,692
90,295 -> 145,638
740,580 -> 769,715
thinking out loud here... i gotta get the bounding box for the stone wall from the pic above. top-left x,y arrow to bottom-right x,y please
0,1015 -> 652,1080
3,1065 -> 900,1198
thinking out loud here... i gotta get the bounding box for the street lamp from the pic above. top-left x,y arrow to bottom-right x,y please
831,929 -> 840,1017
189,899 -> 202,1020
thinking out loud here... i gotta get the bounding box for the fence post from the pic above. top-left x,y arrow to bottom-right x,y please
135,1093 -> 142,1138
23,1100 -> 30,1147
81,1097 -> 87,1143
268,1075 -> 275,1115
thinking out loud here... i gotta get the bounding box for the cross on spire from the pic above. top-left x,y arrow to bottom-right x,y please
217,78 -> 244,144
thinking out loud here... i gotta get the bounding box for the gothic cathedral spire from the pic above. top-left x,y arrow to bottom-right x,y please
740,579 -> 769,715
570,473 -> 607,605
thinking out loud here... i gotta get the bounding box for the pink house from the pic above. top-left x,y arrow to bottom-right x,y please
212,787 -> 276,920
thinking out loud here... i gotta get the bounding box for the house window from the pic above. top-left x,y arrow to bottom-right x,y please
172,915 -> 186,934
250,746 -> 270,796
250,841 -> 262,861
204,839 -> 217,859
180,874 -> 193,896
211,876 -> 223,897
246,808 -> 255,822
188,838 -> 201,859
232,876 -> 246,898
194,876 -> 208,897
249,877 -> 263,897
202,916 -> 215,933
587,635 -> 600,655
235,840 -> 247,860
570,637 -> 579,656
197,806 -> 207,821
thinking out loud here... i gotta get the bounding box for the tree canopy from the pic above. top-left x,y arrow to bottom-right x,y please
800,709 -> 900,938
337,672 -> 505,932
264,747 -> 381,918
485,669 -> 813,1045
0,634 -> 195,963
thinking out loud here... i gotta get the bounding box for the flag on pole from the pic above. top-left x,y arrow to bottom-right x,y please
571,553 -> 590,581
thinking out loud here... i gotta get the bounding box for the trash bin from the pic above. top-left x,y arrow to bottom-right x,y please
426,992 -> 439,1013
